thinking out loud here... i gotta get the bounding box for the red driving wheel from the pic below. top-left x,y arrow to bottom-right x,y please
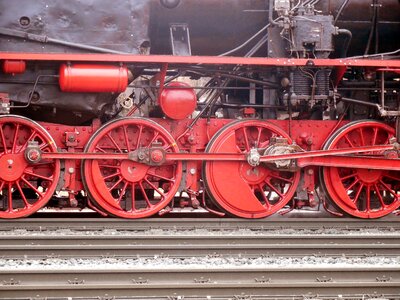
321,120 -> 400,218
0,115 -> 60,218
82,118 -> 182,218
203,120 -> 300,218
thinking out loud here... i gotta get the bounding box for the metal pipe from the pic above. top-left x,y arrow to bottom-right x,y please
337,29 -> 352,58
0,27 -> 127,54
334,0 -> 350,24
381,71 -> 385,109
269,0 -> 280,26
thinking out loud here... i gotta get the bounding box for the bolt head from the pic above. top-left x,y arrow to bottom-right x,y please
151,149 -> 164,163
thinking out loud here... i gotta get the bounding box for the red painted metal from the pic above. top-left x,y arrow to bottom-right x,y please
2,60 -> 26,74
1,53 -> 400,68
59,64 -> 129,93
82,117 -> 182,218
159,82 -> 197,120
40,144 -> 394,165
321,121 -> 400,218
0,115 -> 60,218
203,120 -> 301,219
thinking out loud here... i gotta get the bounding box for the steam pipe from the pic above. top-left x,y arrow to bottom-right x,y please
269,0 -> 280,26
337,29 -> 352,57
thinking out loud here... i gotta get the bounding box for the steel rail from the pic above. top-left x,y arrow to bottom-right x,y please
0,218 -> 399,257
0,217 -> 399,231
0,267 -> 398,298
0,218 -> 399,298
0,235 -> 399,257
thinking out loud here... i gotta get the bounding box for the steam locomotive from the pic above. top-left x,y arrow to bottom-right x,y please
0,0 -> 399,219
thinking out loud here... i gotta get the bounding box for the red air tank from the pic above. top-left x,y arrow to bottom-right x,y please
2,60 -> 26,74
159,82 -> 197,120
59,64 -> 129,93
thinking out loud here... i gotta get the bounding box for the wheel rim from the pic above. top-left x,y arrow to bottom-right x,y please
0,115 -> 60,218
82,118 -> 182,218
321,121 -> 400,218
203,120 -> 300,218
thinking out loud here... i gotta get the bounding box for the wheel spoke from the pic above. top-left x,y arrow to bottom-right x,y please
18,130 -> 37,153
20,177 -> 44,198
358,128 -> 365,146
7,183 -> 13,212
366,185 -> 371,211
102,172 -> 121,180
117,181 -> 129,204
108,177 -> 124,192
340,172 -> 357,181
139,181 -> 153,207
136,125 -> 143,147
241,127 -> 250,152
256,127 -> 262,148
123,126 -> 131,152
24,170 -> 53,182
130,183 -> 136,211
383,174 -> 400,182
144,178 -> 165,198
374,184 -> 386,209
148,131 -> 160,147
16,181 -> 30,208
345,178 -> 360,192
11,124 -> 20,153
269,173 -> 294,184
95,146 -> 107,153
265,179 -> 283,198
258,184 -> 270,208
353,183 -> 364,204
106,133 -> 123,153
0,125 -> 7,153
344,135 -> 355,148
379,179 -> 398,198
372,127 -> 379,146
39,142 -> 49,151
146,171 -> 175,182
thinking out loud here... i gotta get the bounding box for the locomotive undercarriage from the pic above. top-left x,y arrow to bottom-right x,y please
0,0 -> 399,219
0,55 -> 400,220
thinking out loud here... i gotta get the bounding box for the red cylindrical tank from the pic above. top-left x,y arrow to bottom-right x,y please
59,64 -> 129,93
159,82 -> 197,120
2,60 -> 26,74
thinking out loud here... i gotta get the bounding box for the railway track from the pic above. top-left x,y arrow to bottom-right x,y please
0,217 -> 399,299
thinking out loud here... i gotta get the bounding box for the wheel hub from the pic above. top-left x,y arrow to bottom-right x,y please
240,163 -> 267,185
0,153 -> 27,182
120,160 -> 150,182
356,169 -> 383,184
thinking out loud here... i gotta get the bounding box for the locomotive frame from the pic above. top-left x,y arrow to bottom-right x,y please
0,0 -> 400,219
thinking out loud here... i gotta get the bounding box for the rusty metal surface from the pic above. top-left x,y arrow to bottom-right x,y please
0,0 -> 150,54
